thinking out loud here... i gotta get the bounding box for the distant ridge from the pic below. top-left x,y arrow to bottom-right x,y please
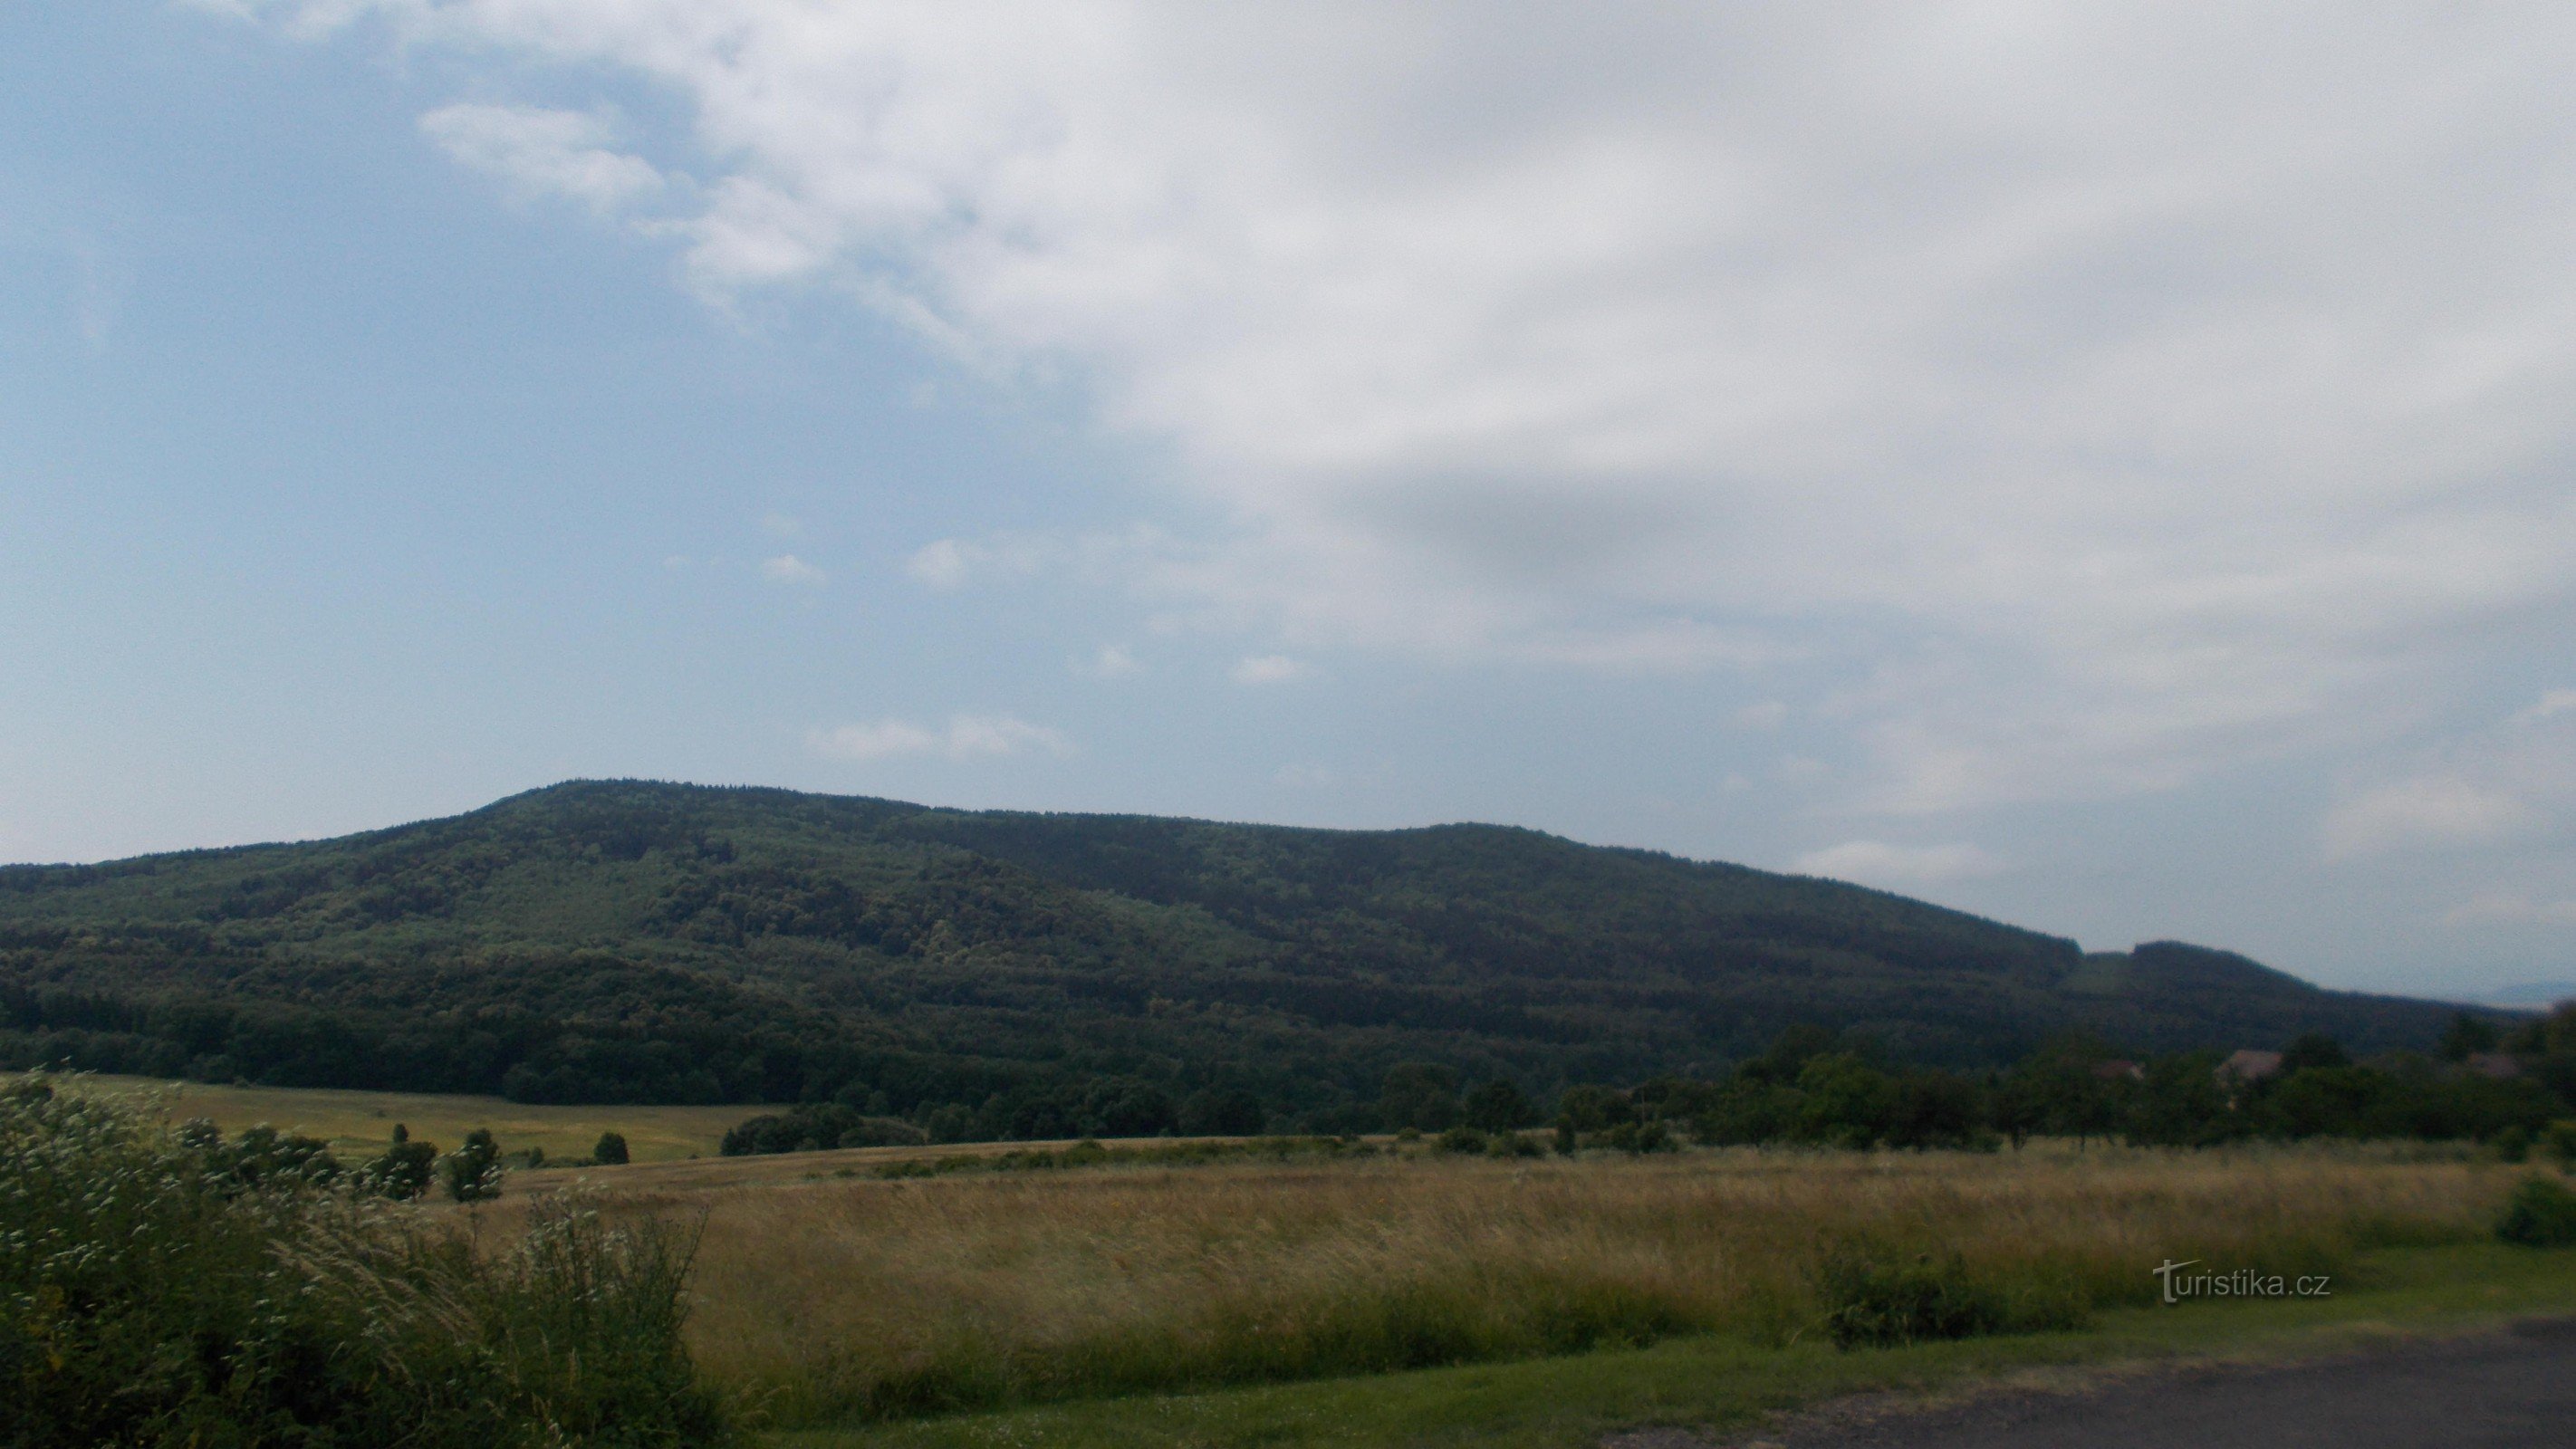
0,779 -> 2475,1117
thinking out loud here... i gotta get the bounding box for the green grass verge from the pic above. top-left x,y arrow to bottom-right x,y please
774,1243 -> 2576,1449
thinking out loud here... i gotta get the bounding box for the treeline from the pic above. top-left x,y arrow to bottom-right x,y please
0,779 -> 2481,1120
723,1006 -> 2576,1157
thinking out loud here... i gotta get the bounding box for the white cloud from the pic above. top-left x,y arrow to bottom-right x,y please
417,102 -> 663,210
1072,643 -> 1141,678
2511,687 -> 2576,726
1735,700 -> 1790,731
759,511 -> 802,537
1792,840 -> 2006,888
2321,777 -> 2542,859
2444,891 -> 2576,926
808,714 -> 1072,763
1231,654 -> 1309,686
904,534 -> 1063,589
252,5 -> 2576,811
2322,688 -> 2576,857
759,553 -> 825,586
906,539 -> 975,589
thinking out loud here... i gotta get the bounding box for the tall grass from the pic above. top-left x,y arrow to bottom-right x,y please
0,1081 -> 732,1447
610,1143 -> 2511,1425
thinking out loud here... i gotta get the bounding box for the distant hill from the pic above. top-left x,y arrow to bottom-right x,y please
0,780 -> 2471,1125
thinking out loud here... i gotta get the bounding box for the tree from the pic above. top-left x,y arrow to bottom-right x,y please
365,1124 -> 437,1200
1379,1063 -> 1462,1132
1552,1084 -> 1632,1152
592,1129 -> 630,1166
441,1128 -> 504,1203
2279,1032 -> 2350,1074
1178,1087 -> 1264,1137
2441,1012 -> 2501,1062
1463,1079 -> 1536,1131
1793,1053 -> 1894,1148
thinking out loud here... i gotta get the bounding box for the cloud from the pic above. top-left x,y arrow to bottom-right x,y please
417,102 -> 663,210
905,539 -> 974,589
759,553 -> 825,586
2444,891 -> 2576,926
808,715 -> 1072,763
1231,654 -> 1310,686
1793,840 -> 2006,888
1072,643 -> 1141,678
904,534 -> 1062,589
2321,688 -> 2576,857
2321,777 -> 2542,859
252,5 -> 2576,811
2511,688 -> 2576,727
759,512 -> 802,537
1735,700 -> 1790,731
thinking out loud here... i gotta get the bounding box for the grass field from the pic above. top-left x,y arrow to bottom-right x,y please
812,1241 -> 2576,1449
50,1073 -> 753,1163
36,1073 -> 2575,1446
456,1135 -> 2550,1437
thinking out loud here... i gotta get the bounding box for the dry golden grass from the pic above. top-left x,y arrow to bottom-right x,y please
51,1073 -> 750,1163
472,1140 -> 2516,1427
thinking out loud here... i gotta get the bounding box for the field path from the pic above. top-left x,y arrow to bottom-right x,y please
1628,1319 -> 2576,1449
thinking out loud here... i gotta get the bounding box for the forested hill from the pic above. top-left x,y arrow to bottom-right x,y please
0,780 -> 2465,1122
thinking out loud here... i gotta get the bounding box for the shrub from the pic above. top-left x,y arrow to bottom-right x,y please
1434,1123 -> 1486,1155
1818,1251 -> 2002,1348
2494,1124 -> 2533,1164
0,1081 -> 733,1446
596,1129 -> 632,1166
2542,1120 -> 2576,1170
2496,1176 -> 2576,1247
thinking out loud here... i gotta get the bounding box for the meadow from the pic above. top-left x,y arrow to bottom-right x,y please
479,1137 -> 2536,1431
55,1072 -> 747,1163
23,1072 -> 2575,1445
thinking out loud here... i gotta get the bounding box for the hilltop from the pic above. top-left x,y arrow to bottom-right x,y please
0,780 -> 2466,1125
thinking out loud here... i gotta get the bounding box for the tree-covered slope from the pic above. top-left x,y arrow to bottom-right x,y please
0,780 -> 2463,1120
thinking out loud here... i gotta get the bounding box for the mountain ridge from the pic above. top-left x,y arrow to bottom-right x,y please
0,779 -> 2473,1124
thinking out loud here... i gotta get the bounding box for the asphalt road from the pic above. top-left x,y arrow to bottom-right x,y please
1624,1319 -> 2576,1449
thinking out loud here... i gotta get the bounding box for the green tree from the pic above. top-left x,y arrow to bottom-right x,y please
441,1128 -> 505,1203
2279,1032 -> 2350,1073
1379,1063 -> 1462,1132
364,1123 -> 438,1201
2441,1012 -> 2501,1062
592,1129 -> 630,1166
1793,1053 -> 1893,1148
1463,1079 -> 1536,1131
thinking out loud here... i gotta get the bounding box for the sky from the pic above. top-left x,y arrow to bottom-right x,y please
5,2 -> 2575,1000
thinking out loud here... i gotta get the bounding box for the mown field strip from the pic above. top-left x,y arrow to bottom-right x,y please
53,1072 -> 754,1162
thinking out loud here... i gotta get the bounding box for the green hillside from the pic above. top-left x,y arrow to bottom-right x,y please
0,780 -> 2463,1128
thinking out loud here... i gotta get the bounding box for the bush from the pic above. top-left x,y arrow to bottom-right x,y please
2496,1176 -> 2576,1247
0,1080 -> 733,1446
596,1129 -> 632,1166
2542,1120 -> 2576,1170
1818,1252 -> 2002,1348
1434,1123 -> 1486,1155
2494,1124 -> 2533,1164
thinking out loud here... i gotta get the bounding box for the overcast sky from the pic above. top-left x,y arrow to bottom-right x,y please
7,2 -> 2575,999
